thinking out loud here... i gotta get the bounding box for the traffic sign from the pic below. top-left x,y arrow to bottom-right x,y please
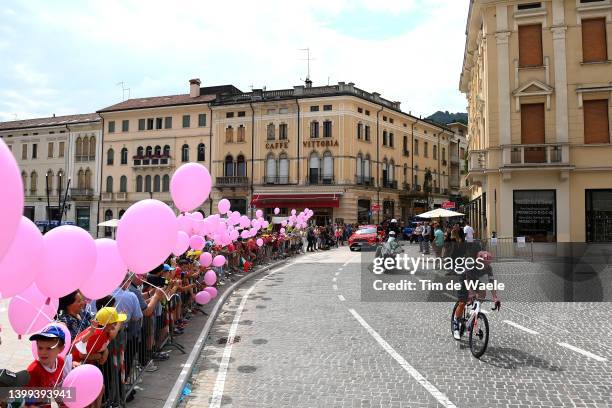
442,201 -> 455,209
371,204 -> 381,211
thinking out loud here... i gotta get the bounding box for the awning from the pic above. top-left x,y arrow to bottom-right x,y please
251,193 -> 341,208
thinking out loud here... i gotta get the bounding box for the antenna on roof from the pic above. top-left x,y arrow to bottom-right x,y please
116,82 -> 130,101
299,48 -> 315,87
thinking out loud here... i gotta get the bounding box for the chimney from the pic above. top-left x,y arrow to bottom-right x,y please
189,78 -> 201,98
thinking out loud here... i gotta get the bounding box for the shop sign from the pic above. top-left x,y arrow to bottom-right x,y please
266,141 -> 289,149
302,140 -> 339,148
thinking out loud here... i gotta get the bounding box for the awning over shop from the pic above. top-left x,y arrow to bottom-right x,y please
251,193 -> 341,208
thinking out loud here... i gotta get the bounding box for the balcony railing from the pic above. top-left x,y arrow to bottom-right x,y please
70,188 -> 94,199
468,150 -> 487,172
503,143 -> 569,167
101,192 -> 113,201
355,175 -> 375,186
442,159 -> 448,166
75,155 -> 95,162
306,174 -> 334,185
216,176 -> 249,186
264,176 -> 290,185
133,155 -> 172,168
413,184 -> 422,192
381,180 -> 398,189
116,192 -> 128,201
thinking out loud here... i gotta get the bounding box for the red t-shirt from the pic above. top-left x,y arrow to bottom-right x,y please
71,328 -> 110,361
27,357 -> 65,388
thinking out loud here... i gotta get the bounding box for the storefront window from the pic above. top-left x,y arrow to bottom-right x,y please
24,206 -> 35,222
383,200 -> 395,219
357,199 -> 371,225
586,189 -> 612,242
513,190 -> 556,242
229,199 -> 247,215
76,207 -> 90,231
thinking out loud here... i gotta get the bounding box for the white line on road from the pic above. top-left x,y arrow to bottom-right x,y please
335,272 -> 340,276
337,294 -> 346,302
209,262 -> 292,408
332,277 -> 337,282
558,342 -> 608,362
348,309 -> 457,408
338,268 -> 343,271
503,320 -> 539,335
332,284 -> 338,291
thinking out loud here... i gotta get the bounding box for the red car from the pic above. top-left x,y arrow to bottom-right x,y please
349,225 -> 383,251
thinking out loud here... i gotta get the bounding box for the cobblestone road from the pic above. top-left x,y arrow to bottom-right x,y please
183,243 -> 612,408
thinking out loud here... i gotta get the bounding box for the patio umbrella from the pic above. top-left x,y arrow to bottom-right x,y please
97,219 -> 119,228
416,208 -> 464,219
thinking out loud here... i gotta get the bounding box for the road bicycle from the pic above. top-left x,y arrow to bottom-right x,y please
451,297 -> 500,358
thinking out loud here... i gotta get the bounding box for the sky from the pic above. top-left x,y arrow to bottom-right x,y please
0,0 -> 469,122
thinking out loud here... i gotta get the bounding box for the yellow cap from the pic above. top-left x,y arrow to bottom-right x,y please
95,307 -> 127,326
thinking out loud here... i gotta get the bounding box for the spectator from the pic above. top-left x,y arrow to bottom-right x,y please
57,290 -> 95,340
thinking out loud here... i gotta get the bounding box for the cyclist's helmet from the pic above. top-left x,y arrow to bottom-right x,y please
389,231 -> 396,236
477,250 -> 493,265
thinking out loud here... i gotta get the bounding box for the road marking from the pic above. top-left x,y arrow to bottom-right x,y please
337,294 -> 346,302
335,272 -> 340,276
338,268 -> 343,271
332,284 -> 338,291
332,277 -> 337,282
558,342 -> 607,362
209,262 -> 292,408
503,320 -> 539,335
348,309 -> 457,408
442,293 -> 456,301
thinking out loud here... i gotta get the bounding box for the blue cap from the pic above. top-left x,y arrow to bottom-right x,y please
163,263 -> 175,272
29,325 -> 65,343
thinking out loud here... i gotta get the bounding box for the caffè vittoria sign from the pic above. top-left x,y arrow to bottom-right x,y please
303,140 -> 339,148
266,141 -> 289,149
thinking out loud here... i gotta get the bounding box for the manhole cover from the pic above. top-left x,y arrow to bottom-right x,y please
217,336 -> 241,345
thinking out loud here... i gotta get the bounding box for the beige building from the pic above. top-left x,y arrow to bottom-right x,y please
461,0 -> 612,242
0,114 -> 102,235
98,79 -> 461,230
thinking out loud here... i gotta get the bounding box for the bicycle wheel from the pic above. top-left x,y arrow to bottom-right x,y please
450,301 -> 460,337
469,312 -> 489,358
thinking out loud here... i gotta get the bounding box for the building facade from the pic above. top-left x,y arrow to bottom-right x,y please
0,114 -> 102,236
461,0 -> 612,242
97,79 -> 461,231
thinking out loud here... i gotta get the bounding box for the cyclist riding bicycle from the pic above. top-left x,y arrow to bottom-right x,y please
452,246 -> 501,340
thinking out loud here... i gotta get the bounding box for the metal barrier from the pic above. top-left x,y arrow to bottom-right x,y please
481,237 -> 534,262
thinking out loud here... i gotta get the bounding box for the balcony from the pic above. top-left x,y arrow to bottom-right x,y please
75,155 -> 95,162
70,188 -> 94,200
402,182 -> 410,190
264,176 -> 290,185
468,150 -> 487,172
381,180 -> 398,189
413,185 -> 422,192
442,159 -> 448,166
503,143 -> 569,167
355,175 -> 375,186
216,176 -> 250,186
133,155 -> 172,169
101,193 -> 113,201
116,192 -> 128,201
306,174 -> 335,185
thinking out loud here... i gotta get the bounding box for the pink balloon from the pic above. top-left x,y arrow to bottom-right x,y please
280,228 -> 286,234
177,213 -> 195,235
281,221 -> 287,227
0,217 -> 43,299
262,221 -> 270,229
239,216 -> 251,228
191,211 -> 204,221
80,239 -> 127,300
218,198 -> 231,214
199,252 -> 213,267
229,230 -> 240,241
255,209 -> 263,218
31,322 -> 71,359
251,219 -> 260,229
256,238 -> 263,247
240,230 -> 250,239
212,255 -> 226,267
0,139 -> 24,264
116,199 -> 178,275
195,290 -> 211,305
204,286 -> 218,299
274,207 -> 280,215
38,226 -> 97,299
291,209 -> 296,216
189,235 -> 205,251
173,231 -> 190,256
204,270 -> 217,286
8,284 -> 58,336
63,364 -> 103,408
170,163 -> 212,212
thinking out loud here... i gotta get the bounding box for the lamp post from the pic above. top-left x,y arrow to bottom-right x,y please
44,171 -> 51,233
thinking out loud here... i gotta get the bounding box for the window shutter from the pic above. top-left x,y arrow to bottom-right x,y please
519,24 -> 543,67
521,103 -> 546,162
584,99 -> 610,144
582,18 -> 607,63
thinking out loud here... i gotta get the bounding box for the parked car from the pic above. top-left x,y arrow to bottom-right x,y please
349,225 -> 383,251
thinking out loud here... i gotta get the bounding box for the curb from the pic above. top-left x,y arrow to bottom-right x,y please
162,256 -> 294,408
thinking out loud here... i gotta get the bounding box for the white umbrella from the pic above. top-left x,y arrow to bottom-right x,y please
416,208 -> 464,219
97,219 -> 119,228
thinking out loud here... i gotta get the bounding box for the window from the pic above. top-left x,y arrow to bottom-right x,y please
89,137 -> 95,159
162,175 -> 170,192
76,207 -> 90,231
163,145 -> 170,157
238,111 -> 246,117
107,148 -> 114,165
403,135 -> 408,154
182,144 -> 189,162
323,120 -> 332,138
279,123 -> 288,140
364,154 -> 371,180
390,118 -> 394,124
120,176 -> 127,193
121,148 -> 128,164
108,121 -> 115,133
389,132 -> 394,148
154,145 -> 161,156
415,139 -> 419,155
584,99 -> 610,144
389,160 -> 395,183
442,147 -> 446,160
136,175 -> 143,192
84,169 -> 91,189
310,121 -> 319,138
582,18 -> 607,63
226,126 -> 234,143
266,153 -> 276,182
122,120 -> 129,132
147,118 -> 154,130
182,115 -> 191,128
267,109 -> 276,115
267,123 -> 275,140
424,142 -> 428,157
433,145 -> 437,159
56,171 -> 63,194
226,112 -> 234,118
197,143 -> 206,161
164,117 -> 172,129
383,131 -> 388,146
145,175 -> 152,192
138,119 -> 145,131
47,142 -> 54,158
365,110 -> 370,116
77,169 -> 85,189
518,24 -> 543,67
278,153 -> 288,182
59,142 -> 65,157
32,143 -> 37,159
358,107 -> 363,113
198,113 -> 207,127
137,146 -> 144,157
237,154 -> 247,177
460,147 -> 465,158
279,108 -> 288,114
356,154 -> 363,178
521,103 -> 546,162
30,171 -> 37,192
382,159 -> 388,185
517,2 -> 541,10
309,152 -> 320,183
310,106 -> 319,112
357,123 -> 363,139
154,175 -> 161,192
323,151 -> 333,182
145,146 -> 152,157
365,125 -> 371,141
225,155 -> 234,177
106,176 -> 113,193
383,116 -> 387,122
323,104 -> 332,111
155,118 -> 163,129
46,170 -> 54,192
104,210 -> 113,237
237,125 -> 245,142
